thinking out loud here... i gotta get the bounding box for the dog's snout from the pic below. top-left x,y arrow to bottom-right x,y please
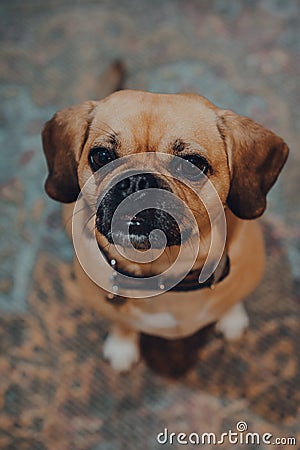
116,173 -> 159,197
96,171 -> 186,249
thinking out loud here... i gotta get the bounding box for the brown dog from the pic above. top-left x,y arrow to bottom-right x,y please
42,75 -> 288,371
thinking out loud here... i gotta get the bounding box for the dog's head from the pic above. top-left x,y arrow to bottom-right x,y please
42,90 -> 288,263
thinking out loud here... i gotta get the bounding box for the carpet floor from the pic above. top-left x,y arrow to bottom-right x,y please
0,1 -> 299,449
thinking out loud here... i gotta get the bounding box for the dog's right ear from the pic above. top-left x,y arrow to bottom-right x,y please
42,101 -> 98,203
217,110 -> 289,219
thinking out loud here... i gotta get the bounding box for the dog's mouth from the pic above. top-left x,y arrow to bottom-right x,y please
96,207 -> 190,250
95,172 -> 191,250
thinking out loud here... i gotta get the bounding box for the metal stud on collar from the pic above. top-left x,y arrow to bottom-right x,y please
104,259 -> 127,306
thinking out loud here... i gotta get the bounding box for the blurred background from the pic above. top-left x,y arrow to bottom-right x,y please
0,1 -> 299,449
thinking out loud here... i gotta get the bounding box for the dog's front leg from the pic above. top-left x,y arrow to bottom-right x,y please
215,302 -> 249,341
103,324 -> 140,372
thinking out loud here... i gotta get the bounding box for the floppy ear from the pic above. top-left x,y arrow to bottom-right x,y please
42,101 -> 97,203
217,110 -> 289,219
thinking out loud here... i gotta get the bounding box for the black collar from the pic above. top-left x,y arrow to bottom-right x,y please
170,255 -> 230,292
103,250 -> 230,305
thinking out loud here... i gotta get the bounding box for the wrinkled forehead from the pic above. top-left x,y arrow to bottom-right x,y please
88,91 -> 223,153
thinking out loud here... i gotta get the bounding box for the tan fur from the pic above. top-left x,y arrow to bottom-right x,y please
45,89 -> 288,368
63,203 -> 264,339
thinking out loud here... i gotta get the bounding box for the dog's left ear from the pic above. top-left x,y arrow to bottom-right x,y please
42,101 -> 98,203
217,110 -> 289,219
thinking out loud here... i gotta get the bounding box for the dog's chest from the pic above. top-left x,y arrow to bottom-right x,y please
104,288 -> 219,338
130,309 -> 178,329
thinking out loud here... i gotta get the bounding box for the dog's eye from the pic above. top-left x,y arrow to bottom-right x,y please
174,155 -> 210,180
88,147 -> 116,171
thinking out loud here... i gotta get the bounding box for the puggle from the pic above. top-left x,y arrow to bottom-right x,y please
42,65 -> 288,372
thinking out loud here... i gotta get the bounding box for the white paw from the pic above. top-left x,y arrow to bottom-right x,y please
215,303 -> 249,341
103,331 -> 140,372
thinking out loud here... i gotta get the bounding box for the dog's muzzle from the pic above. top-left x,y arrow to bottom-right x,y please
96,172 -> 184,250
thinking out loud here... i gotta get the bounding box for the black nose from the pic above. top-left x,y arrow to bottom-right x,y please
115,173 -> 159,198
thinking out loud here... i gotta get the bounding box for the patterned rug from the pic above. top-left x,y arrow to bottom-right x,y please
0,1 -> 299,449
